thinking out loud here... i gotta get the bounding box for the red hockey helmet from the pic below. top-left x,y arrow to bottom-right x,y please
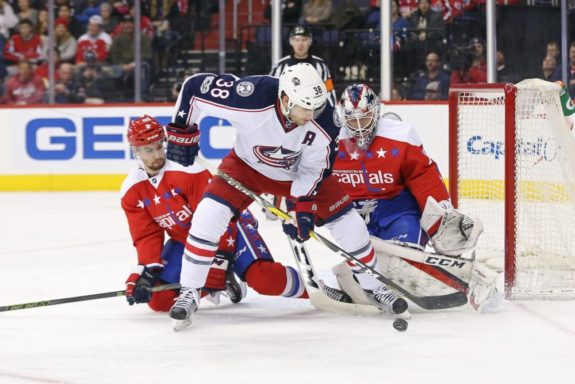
127,115 -> 166,146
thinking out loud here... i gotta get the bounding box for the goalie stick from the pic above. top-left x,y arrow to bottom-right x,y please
0,283 -> 181,313
287,235 -> 383,315
196,158 -> 467,310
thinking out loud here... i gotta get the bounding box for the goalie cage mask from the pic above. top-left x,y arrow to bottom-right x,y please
339,84 -> 380,150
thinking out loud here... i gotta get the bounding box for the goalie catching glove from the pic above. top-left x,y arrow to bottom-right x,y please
166,123 -> 200,166
125,263 -> 164,305
420,196 -> 483,256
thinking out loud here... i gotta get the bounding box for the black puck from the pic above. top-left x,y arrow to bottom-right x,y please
393,318 -> 408,332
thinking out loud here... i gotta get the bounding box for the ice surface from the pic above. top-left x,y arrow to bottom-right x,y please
1,192 -> 574,384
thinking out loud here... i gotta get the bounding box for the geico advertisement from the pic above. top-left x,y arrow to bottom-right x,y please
1,107 -> 237,174
0,104 -> 473,184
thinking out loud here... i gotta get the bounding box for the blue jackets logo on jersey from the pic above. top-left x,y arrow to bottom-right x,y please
236,81 -> 255,97
253,145 -> 303,169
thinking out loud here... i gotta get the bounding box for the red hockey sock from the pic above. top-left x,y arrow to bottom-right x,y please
148,289 -> 178,312
245,260 -> 308,298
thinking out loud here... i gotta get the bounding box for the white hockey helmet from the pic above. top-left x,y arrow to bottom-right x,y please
338,83 -> 380,149
278,63 -> 327,119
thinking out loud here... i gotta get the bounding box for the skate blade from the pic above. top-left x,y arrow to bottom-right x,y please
172,318 -> 192,332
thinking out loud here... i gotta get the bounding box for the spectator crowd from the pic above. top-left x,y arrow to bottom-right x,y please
0,0 -> 573,105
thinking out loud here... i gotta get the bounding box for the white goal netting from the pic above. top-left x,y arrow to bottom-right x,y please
453,79 -> 575,299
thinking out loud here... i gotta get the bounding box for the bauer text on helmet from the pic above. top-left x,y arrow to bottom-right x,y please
278,63 -> 327,122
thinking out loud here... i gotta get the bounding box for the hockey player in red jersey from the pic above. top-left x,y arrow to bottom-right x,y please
121,115 -> 309,314
165,63 -> 408,330
332,84 -> 501,313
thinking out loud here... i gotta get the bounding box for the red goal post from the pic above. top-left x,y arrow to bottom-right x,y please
448,79 -> 575,300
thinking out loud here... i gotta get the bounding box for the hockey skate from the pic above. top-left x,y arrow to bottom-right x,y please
224,268 -> 247,304
321,283 -> 352,303
169,287 -> 200,332
364,284 -> 408,315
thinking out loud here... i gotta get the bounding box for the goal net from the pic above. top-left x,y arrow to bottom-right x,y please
449,79 -> 575,299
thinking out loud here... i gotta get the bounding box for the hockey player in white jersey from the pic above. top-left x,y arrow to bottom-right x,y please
165,63 -> 407,330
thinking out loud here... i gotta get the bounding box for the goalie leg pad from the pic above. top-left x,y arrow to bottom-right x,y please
468,263 -> 504,314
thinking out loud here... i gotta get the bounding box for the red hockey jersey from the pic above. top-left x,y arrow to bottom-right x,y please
120,160 -> 212,265
76,32 -> 111,63
3,34 -> 44,64
332,118 -> 449,211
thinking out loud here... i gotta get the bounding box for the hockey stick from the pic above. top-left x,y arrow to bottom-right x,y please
287,235 -> 382,315
194,158 -> 368,313
0,283 -> 181,313
202,162 -> 467,310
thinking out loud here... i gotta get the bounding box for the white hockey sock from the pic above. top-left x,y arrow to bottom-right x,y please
325,210 -> 381,290
179,198 -> 234,288
180,234 -> 219,288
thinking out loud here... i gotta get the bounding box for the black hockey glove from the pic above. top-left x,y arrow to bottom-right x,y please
282,197 -> 317,243
125,264 -> 164,305
166,123 -> 200,166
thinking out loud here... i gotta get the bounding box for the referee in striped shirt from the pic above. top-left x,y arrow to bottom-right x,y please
270,25 -> 337,107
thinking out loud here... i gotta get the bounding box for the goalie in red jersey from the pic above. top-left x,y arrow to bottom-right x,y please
331,84 -> 503,313
120,115 -> 309,313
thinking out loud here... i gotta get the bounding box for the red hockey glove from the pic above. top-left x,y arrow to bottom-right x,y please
204,253 -> 231,292
125,264 -> 164,305
166,123 -> 200,166
282,197 -> 317,243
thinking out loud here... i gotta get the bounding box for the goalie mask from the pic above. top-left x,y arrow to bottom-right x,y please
338,84 -> 380,150
278,63 -> 327,123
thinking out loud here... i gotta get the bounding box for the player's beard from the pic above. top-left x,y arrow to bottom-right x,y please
146,158 -> 166,173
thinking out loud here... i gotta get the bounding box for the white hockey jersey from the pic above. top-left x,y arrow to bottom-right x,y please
172,73 -> 341,198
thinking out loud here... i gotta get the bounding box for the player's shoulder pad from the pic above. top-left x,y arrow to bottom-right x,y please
184,73 -> 278,110
120,168 -> 148,198
232,75 -> 279,109
375,118 -> 423,146
313,103 -> 341,141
